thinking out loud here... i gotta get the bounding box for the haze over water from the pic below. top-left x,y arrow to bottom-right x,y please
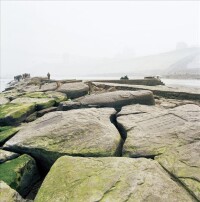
1,1 -> 199,79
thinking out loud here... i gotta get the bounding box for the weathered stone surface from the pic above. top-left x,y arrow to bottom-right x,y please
156,141 -> 200,201
59,90 -> 155,110
4,108 -> 122,170
25,112 -> 37,123
0,126 -> 19,145
57,82 -> 89,99
37,107 -> 57,117
0,154 -> 40,197
0,181 -> 25,202
0,103 -> 35,126
0,150 -> 20,163
93,82 -> 200,100
2,90 -> 24,101
0,96 -> 10,105
58,100 -> 81,111
11,97 -> 55,110
39,82 -> 58,92
35,156 -> 195,202
79,90 -> 155,108
23,91 -> 67,104
117,104 -> 200,157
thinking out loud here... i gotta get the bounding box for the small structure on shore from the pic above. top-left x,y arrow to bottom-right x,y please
120,75 -> 129,80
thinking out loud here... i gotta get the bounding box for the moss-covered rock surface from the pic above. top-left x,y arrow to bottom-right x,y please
0,103 -> 35,126
0,126 -> 19,145
0,154 -> 40,197
11,97 -> 55,110
35,156 -> 195,202
4,108 -> 122,170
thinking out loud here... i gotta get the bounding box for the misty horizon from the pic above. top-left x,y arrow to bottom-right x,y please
1,1 -> 199,78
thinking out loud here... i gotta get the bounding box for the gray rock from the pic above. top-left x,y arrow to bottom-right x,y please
0,96 -> 10,105
37,107 -> 57,117
0,103 -> 35,126
79,90 -> 155,108
59,90 -> 155,110
0,150 -> 20,163
25,112 -> 37,122
156,141 -> 200,201
117,104 -> 200,157
11,97 -> 55,110
39,82 -> 58,92
35,156 -> 195,202
0,154 -> 40,197
57,82 -> 89,99
4,108 -> 122,170
0,181 -> 25,202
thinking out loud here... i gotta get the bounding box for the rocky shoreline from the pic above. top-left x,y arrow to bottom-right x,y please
0,77 -> 199,202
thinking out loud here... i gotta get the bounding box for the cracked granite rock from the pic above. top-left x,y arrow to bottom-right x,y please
35,156 -> 195,202
4,108 -> 122,170
117,104 -> 200,157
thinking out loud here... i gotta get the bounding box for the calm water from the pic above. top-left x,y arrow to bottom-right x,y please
0,77 -> 199,92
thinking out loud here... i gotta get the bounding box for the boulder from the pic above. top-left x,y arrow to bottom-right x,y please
0,103 -> 35,126
79,90 -> 155,108
59,90 -> 155,111
0,150 -> 20,163
23,91 -> 67,104
156,141 -> 200,201
25,112 -> 37,123
0,154 -> 40,197
4,108 -> 122,170
0,181 -> 25,202
117,104 -> 200,157
37,107 -> 57,117
39,82 -> 58,92
0,126 -> 19,145
57,82 -> 89,99
11,97 -> 55,110
35,156 -> 194,202
0,96 -> 10,105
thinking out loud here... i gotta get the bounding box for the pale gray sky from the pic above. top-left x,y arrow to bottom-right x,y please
1,1 -> 199,78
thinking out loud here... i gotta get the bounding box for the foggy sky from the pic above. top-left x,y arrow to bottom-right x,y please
1,1 -> 199,78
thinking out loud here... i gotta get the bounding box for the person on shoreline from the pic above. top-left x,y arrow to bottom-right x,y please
47,72 -> 50,80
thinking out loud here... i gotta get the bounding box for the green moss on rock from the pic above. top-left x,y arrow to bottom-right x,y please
0,126 -> 19,145
0,154 -> 40,197
0,103 -> 35,126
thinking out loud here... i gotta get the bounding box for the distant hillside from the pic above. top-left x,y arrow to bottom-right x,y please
90,47 -> 200,78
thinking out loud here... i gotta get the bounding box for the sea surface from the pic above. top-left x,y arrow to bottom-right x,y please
0,77 -> 199,92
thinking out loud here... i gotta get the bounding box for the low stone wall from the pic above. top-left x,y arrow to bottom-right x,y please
92,79 -> 164,86
93,82 -> 200,101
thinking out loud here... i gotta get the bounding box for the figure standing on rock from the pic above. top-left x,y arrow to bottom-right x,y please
47,72 -> 50,80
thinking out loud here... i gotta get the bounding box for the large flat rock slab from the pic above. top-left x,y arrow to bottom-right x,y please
59,90 -> 155,110
0,95 -> 10,105
23,91 -> 67,104
11,97 -> 56,110
117,104 -> 200,157
0,103 -> 35,126
57,82 -> 89,99
0,150 -> 20,163
4,108 -> 122,170
156,141 -> 200,201
35,156 -> 195,202
0,154 -> 40,197
0,126 -> 19,146
0,181 -> 25,202
93,82 -> 200,100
